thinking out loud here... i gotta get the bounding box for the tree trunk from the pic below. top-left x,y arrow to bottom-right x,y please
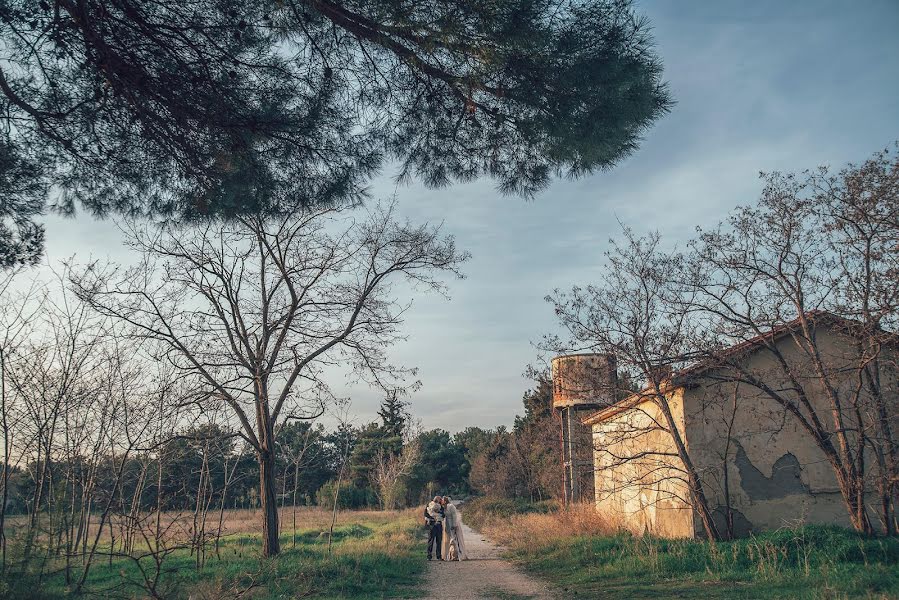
654,394 -> 721,541
820,450 -> 874,536
258,447 -> 280,557
862,358 -> 897,535
0,348 -> 8,573
846,477 -> 874,535
292,457 -> 300,548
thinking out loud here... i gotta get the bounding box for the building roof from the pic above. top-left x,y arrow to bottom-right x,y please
580,310 -> 893,427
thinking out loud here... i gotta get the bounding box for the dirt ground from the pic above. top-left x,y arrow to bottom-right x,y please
421,520 -> 557,600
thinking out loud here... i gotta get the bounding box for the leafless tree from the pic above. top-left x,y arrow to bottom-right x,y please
815,147 -> 899,532
5,264 -> 111,570
276,420 -> 321,548
370,421 -> 421,510
546,229 -> 723,540
0,262 -> 169,592
688,147 -> 899,535
325,398 -> 355,555
70,337 -> 158,594
73,202 -> 467,556
0,268 -> 44,571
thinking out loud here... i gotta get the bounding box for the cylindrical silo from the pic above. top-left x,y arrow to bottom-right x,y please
551,353 -> 617,505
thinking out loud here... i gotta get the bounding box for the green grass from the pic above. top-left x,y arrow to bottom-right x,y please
504,524 -> 899,599
1,514 -> 426,599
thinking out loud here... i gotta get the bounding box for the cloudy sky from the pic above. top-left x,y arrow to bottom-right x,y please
39,0 -> 899,433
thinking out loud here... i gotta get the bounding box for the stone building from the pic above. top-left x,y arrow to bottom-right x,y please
575,314 -> 898,538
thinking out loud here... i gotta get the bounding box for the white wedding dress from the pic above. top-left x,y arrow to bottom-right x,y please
442,501 -> 467,561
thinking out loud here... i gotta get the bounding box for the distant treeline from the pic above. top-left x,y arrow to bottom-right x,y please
3,375 -> 562,518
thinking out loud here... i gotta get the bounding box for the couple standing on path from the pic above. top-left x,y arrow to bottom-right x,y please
424,496 -> 467,561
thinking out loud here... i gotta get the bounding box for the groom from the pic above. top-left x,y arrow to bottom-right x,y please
424,495 -> 444,561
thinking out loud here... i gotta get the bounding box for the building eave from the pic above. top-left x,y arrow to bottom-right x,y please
581,310 -> 897,428
581,383 -> 683,426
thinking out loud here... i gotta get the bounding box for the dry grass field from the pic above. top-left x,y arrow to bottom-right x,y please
473,502 -> 615,547
220,505 -> 415,538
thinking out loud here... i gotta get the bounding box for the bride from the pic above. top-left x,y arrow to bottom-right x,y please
441,496 -> 467,561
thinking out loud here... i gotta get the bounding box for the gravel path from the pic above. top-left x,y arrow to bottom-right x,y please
421,520 -> 557,600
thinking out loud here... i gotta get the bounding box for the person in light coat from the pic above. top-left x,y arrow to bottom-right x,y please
441,496 -> 466,561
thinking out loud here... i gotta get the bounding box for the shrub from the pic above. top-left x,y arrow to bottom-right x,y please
463,497 -> 559,531
468,500 -> 616,551
316,481 -> 379,510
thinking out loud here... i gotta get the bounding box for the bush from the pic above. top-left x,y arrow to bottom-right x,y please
463,497 -> 559,531
316,481 -> 379,509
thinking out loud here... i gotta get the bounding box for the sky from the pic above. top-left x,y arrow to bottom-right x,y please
37,0 -> 899,433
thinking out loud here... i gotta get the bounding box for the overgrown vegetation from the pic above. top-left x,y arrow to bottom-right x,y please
463,497 -> 559,532
0,508 -> 425,599
470,500 -> 899,599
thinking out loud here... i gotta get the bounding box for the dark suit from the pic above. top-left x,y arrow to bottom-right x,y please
424,505 -> 444,559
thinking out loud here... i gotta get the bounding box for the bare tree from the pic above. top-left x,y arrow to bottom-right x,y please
0,262 -> 170,592
327,400 -> 354,555
815,147 -> 899,533
546,230 -> 722,540
6,264 -> 111,568
370,422 -> 421,510
103,368 -> 197,600
276,420 -> 322,547
688,148 -> 899,535
73,202 -> 467,556
0,268 -> 44,571
70,333 -> 158,594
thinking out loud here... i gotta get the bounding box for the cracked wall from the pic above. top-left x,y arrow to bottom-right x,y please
590,325 -> 895,538
681,325 -> 879,536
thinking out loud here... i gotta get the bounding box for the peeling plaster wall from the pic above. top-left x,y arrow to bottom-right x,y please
682,327 -> 899,536
592,389 -> 695,538
590,327 -> 898,539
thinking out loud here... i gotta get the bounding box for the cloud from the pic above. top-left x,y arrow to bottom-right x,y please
32,0 -> 899,433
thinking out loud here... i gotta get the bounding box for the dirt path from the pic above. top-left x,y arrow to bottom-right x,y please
421,520 -> 556,600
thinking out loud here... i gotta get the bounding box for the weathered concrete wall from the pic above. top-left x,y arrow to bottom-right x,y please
683,327 -> 899,536
589,324 -> 898,538
592,389 -> 695,537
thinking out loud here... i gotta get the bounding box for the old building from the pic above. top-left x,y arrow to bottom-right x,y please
565,314 -> 898,538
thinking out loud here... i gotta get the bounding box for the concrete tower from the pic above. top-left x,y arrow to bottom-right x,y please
551,353 -> 617,505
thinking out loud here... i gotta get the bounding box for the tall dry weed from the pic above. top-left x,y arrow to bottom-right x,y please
478,503 -> 618,551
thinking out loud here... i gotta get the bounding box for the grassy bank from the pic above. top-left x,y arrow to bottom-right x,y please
465,498 -> 899,599
1,508 -> 425,599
